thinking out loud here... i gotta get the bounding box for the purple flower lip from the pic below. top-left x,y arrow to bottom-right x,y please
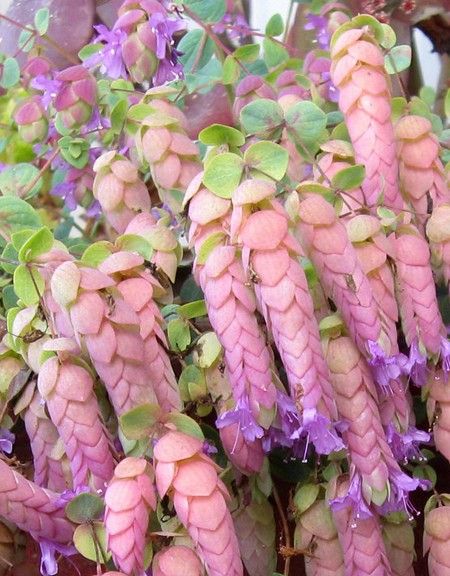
404,338 -> 428,387
0,429 -> 14,454
84,24 -> 128,79
39,539 -> 76,576
386,423 -> 430,463
367,340 -> 407,394
440,337 -> 450,380
216,395 -> 264,443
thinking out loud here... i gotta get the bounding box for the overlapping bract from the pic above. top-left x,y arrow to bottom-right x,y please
424,504 -> 450,576
104,457 -> 156,575
154,431 -> 243,576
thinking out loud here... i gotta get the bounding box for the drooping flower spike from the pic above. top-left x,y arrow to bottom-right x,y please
424,502 -> 450,576
104,457 -> 156,575
37,352 -> 115,491
231,180 -> 342,455
330,21 -> 403,211
153,430 -> 243,576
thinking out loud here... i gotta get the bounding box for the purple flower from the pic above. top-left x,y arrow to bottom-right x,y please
300,407 -> 345,456
0,429 -> 14,454
213,12 -> 252,40
216,395 -> 264,443
51,180 -> 78,210
84,25 -> 128,79
386,423 -> 430,463
441,337 -> 450,380
367,340 -> 406,394
379,468 -> 428,519
153,47 -> 184,85
54,485 -> 90,509
330,472 -> 373,520
405,339 -> 428,387
31,75 -> 63,110
39,540 -> 76,576
202,440 -> 218,456
304,14 -> 330,49
149,12 -> 185,60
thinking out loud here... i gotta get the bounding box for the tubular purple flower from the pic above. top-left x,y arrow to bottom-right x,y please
149,12 -> 185,60
406,339 -> 428,387
297,407 -> 345,455
39,540 -> 76,576
84,25 -> 128,79
441,337 -> 450,379
31,75 -> 63,110
330,472 -> 373,520
385,423 -> 429,463
304,14 -> 331,48
216,395 -> 264,443
0,429 -> 14,454
367,340 -> 406,394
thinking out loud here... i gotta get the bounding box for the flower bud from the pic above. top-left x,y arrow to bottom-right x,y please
14,96 -> 48,143
55,65 -> 97,129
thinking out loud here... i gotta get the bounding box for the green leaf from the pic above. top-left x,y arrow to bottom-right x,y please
380,23 -> 396,49
199,124 -> 245,147
34,8 -> 50,35
120,403 -> 161,440
66,493 -> 105,524
193,332 -> 222,368
115,234 -> 153,260
0,197 -> 41,247
445,89 -> 450,120
285,100 -> 327,146
17,29 -> 35,52
78,43 -> 103,61
331,164 -> 365,191
385,45 -> 412,74
184,0 -> 226,23
203,153 -> 244,199
110,99 -> 128,134
167,318 -> 191,352
18,227 -> 53,262
222,55 -> 240,85
81,241 -> 112,267
179,364 -> 206,402
391,96 -> 408,121
294,484 -> 320,514
166,412 -> 205,440
240,99 -> 284,138
244,141 -> 289,181
263,37 -> 289,68
58,137 -> 89,169
73,522 -> 111,563
0,163 -> 43,199
2,285 -> 18,310
265,14 -> 284,37
419,86 -> 436,108
13,264 -> 44,305
0,58 -> 20,89
196,232 -> 226,265
178,29 -> 215,73
178,300 -> 207,319
234,44 -> 260,63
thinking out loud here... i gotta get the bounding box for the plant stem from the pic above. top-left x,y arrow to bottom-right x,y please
21,148 -> 60,198
273,484 -> 291,576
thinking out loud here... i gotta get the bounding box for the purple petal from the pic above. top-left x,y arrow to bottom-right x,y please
216,396 -> 264,442
386,423 -> 430,463
367,340 -> 407,394
39,540 -> 77,576
0,429 -> 14,454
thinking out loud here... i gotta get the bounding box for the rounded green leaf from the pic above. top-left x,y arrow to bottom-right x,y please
294,484 -> 320,514
166,412 -> 205,440
110,99 -> 128,134
380,23 -> 396,49
18,227 -> 53,262
193,332 -> 222,368
178,29 -> 214,73
244,141 -> 289,181
0,163 -> 43,200
184,0 -> 226,23
222,55 -> 240,85
240,99 -> 284,138
65,493 -> 105,524
203,152 -> 243,199
331,164 -> 365,191
13,264 -> 45,306
178,300 -> 207,319
285,100 -> 327,146
263,37 -> 289,68
1,58 -> 20,89
81,241 -> 112,267
234,44 -> 260,63
265,13 -> 284,37
120,403 -> 162,440
34,7 -> 50,35
167,317 -> 191,352
199,124 -> 245,147
115,234 -> 153,260
384,45 -> 412,74
73,522 -> 111,563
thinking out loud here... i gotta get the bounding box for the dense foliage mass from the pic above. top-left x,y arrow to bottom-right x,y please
0,1 -> 449,575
